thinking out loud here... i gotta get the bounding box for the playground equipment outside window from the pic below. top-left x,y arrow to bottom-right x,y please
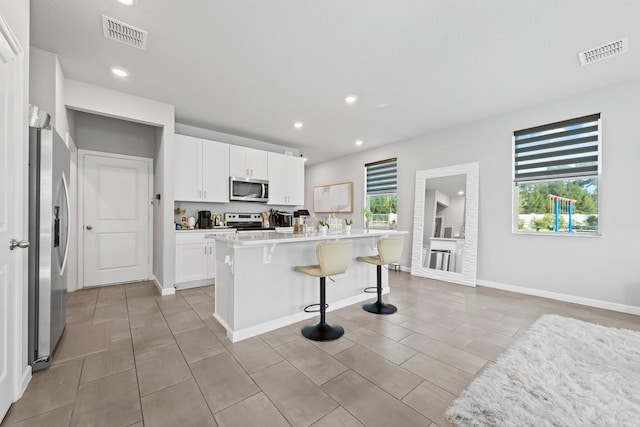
513,114 -> 600,236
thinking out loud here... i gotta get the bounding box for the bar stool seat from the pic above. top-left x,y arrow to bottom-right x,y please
294,240 -> 352,341
356,235 -> 404,315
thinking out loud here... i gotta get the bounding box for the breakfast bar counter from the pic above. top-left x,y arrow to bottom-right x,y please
208,229 -> 407,342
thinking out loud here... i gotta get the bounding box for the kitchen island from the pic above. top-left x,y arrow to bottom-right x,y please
208,229 -> 408,342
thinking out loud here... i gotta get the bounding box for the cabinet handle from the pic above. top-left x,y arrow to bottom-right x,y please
199,190 -> 202,199
204,190 -> 207,199
209,246 -> 212,254
204,247 -> 207,255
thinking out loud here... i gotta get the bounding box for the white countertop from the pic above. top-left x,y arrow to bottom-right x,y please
430,237 -> 465,241
207,229 -> 407,245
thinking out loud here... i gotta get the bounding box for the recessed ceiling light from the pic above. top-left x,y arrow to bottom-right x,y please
355,140 -> 363,146
117,0 -> 135,5
458,191 -> 464,195
293,121 -> 304,129
110,67 -> 129,77
345,95 -> 358,104
302,157 -> 308,162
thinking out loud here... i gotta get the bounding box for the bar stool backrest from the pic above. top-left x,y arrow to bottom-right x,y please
316,240 -> 352,277
377,236 -> 404,265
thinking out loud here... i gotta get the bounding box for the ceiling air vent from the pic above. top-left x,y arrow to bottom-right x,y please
102,15 -> 147,50
578,37 -> 628,66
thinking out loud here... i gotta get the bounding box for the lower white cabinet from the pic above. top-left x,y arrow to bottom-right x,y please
175,231 -> 226,289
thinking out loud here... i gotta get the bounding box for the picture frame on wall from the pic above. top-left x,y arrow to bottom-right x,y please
313,182 -> 353,213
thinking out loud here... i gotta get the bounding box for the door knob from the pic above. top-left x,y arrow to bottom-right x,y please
9,239 -> 30,250
86,225 -> 93,230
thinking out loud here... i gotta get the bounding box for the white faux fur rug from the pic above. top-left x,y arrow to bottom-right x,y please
445,314 -> 640,427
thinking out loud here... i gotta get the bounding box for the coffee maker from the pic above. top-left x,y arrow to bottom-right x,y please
197,210 -> 212,229
270,209 -> 293,227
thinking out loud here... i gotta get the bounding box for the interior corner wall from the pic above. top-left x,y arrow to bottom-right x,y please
29,47 -> 55,118
29,48 -> 71,146
305,77 -> 640,311
153,127 -> 165,286
64,79 -> 175,292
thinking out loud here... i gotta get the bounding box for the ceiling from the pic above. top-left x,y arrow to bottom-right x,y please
30,1 -> 640,165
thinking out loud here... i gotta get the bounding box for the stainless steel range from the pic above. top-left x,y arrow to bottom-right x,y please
224,213 -> 274,232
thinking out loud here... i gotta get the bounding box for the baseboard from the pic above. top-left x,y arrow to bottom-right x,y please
18,365 -> 31,399
152,275 -> 175,296
219,290 -> 387,343
477,279 -> 640,316
175,278 -> 214,290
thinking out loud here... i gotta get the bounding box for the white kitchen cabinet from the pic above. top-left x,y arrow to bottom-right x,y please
175,242 -> 210,284
174,134 -> 201,201
229,145 -> 268,180
174,134 -> 229,202
175,231 -> 217,288
267,152 -> 304,205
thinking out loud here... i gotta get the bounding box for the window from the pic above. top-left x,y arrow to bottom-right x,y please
513,114 -> 600,235
365,158 -> 397,228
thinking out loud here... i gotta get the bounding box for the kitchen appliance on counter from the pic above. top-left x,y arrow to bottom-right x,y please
224,213 -> 275,232
28,106 -> 70,371
293,209 -> 311,233
270,209 -> 293,227
197,210 -> 212,229
229,177 -> 269,202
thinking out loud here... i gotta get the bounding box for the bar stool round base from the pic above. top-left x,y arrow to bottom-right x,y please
301,322 -> 344,341
362,301 -> 397,315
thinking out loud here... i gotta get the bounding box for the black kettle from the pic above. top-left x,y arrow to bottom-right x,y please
197,210 -> 212,229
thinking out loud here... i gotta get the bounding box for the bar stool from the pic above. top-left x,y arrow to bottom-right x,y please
356,235 -> 404,315
294,240 -> 352,341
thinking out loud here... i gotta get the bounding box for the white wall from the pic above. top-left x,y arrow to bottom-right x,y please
442,195 -> 465,236
28,48 -> 54,120
305,77 -> 640,313
65,79 -> 176,294
74,111 -> 156,158
29,48 -> 70,145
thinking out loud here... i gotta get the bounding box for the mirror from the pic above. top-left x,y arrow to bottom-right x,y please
411,162 -> 479,286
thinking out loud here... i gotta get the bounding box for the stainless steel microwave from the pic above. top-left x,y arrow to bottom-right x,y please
229,177 -> 269,202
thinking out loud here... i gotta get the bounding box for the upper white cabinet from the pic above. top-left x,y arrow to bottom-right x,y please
229,145 -> 268,180
267,152 -> 304,206
174,134 -> 229,202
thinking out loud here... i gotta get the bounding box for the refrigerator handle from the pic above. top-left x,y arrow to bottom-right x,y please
59,173 -> 71,275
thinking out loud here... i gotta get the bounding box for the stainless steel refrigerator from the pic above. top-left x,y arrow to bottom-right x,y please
28,107 -> 70,371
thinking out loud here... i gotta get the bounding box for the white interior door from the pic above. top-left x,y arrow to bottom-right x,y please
82,152 -> 151,287
0,15 -> 25,421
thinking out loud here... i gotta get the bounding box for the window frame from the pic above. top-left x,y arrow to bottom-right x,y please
512,114 -> 602,237
364,157 -> 397,229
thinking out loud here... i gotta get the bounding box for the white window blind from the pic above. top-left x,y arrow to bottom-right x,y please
365,158 -> 397,194
514,113 -> 600,183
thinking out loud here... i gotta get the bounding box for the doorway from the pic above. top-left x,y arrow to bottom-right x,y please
433,216 -> 443,238
78,150 -> 153,287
